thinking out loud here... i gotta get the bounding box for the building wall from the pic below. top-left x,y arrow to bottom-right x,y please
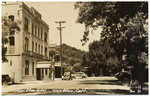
2,2 -> 49,82
2,55 -> 22,83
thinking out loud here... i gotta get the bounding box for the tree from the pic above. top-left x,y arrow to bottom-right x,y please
75,2 -> 148,93
85,40 -> 119,76
72,63 -> 84,72
2,16 -> 20,62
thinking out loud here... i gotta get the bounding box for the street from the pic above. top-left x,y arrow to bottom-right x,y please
2,76 -> 131,95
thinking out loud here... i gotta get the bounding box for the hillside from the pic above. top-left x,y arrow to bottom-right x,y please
55,44 -> 85,66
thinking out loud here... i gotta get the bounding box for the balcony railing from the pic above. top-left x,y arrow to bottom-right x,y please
24,50 -> 44,59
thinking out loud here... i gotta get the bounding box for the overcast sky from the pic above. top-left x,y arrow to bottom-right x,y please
25,2 -> 101,51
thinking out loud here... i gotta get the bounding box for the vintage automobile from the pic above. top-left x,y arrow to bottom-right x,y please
2,74 -> 12,85
62,72 -> 73,80
115,71 -> 130,80
72,72 -> 88,79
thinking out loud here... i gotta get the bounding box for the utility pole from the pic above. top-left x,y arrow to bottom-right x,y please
55,21 -> 66,78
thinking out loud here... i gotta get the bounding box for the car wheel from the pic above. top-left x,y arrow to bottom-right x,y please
3,81 -> 8,85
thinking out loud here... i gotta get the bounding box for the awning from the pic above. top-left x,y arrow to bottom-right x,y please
55,62 -> 68,67
37,61 -> 53,68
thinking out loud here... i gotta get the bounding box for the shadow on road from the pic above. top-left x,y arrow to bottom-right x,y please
79,79 -> 130,86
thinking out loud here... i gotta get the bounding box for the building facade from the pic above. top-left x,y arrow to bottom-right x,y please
2,2 -> 49,82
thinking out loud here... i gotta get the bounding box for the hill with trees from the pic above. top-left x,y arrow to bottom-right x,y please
55,43 -> 86,72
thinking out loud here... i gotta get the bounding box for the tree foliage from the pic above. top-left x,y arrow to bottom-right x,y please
75,2 -> 148,80
2,16 -> 20,62
55,44 -> 85,66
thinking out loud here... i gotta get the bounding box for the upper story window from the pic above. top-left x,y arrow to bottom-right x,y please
25,37 -> 29,50
41,46 -> 43,55
32,41 -> 34,52
35,43 -> 37,53
54,55 -> 60,62
38,28 -> 40,38
41,30 -> 43,40
44,32 -> 47,42
32,23 -> 34,35
9,29 -> 15,46
8,15 -> 14,21
45,47 -> 47,57
9,37 -> 15,46
35,25 -> 37,37
38,44 -> 40,54
24,17 -> 29,31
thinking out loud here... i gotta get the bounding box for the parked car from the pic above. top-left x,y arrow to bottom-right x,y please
72,72 -> 88,79
2,74 -> 12,85
62,72 -> 73,80
115,71 -> 130,80
130,80 -> 141,93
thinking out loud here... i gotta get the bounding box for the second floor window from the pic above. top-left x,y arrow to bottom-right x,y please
54,55 -> 60,62
35,26 -> 37,37
25,37 -> 29,50
44,32 -> 47,42
9,37 -> 15,46
38,28 -> 40,38
32,23 -> 34,35
41,30 -> 43,40
38,44 -> 40,54
32,41 -> 34,52
41,46 -> 43,55
45,47 -> 47,57
35,43 -> 37,53
9,29 -> 15,46
24,17 -> 28,31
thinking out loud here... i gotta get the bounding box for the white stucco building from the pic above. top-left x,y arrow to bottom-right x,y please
2,2 -> 51,82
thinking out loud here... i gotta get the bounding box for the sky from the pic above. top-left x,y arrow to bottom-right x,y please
25,2 -> 101,51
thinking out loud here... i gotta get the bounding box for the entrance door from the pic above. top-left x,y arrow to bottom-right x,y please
41,68 -> 44,79
36,68 -> 41,80
55,67 -> 61,78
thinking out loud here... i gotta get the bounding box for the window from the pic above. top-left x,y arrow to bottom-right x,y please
24,17 -> 28,31
38,44 -> 40,54
25,37 -> 29,50
41,46 -> 43,55
8,15 -> 14,21
32,23 -> 34,35
32,62 -> 34,75
9,37 -> 15,46
45,47 -> 47,57
35,43 -> 37,53
32,41 -> 34,52
35,26 -> 37,37
45,69 -> 47,75
10,61 -> 12,66
38,29 -> 40,38
44,32 -> 47,42
25,60 -> 29,75
41,30 -> 43,40
54,55 -> 60,62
